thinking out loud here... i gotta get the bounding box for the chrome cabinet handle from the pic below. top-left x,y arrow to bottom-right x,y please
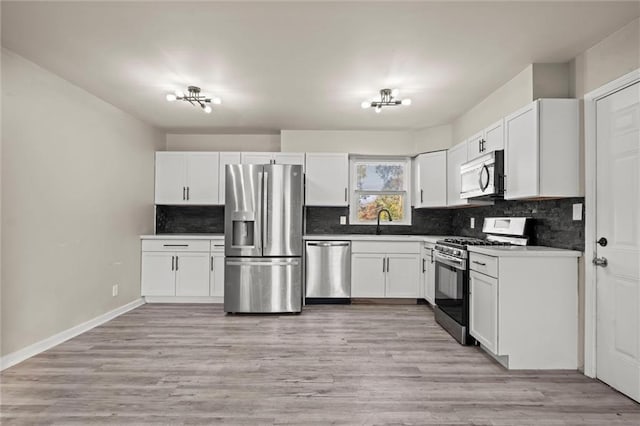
171,256 -> 175,271
163,244 -> 188,247
344,188 -> 348,202
420,189 -> 424,204
422,258 -> 426,273
387,257 -> 390,272
175,256 -> 179,271
593,257 -> 608,267
211,256 -> 214,271
182,187 -> 186,200
472,260 -> 486,266
382,257 -> 385,273
186,187 -> 190,201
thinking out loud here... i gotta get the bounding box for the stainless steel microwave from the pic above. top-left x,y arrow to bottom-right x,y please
460,150 -> 504,200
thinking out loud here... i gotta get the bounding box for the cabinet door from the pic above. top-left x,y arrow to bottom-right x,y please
175,252 -> 211,297
469,271 -> 499,353
186,153 -> 219,204
425,249 -> 436,305
416,151 -> 447,208
483,119 -> 504,153
209,252 -> 225,297
351,253 -> 386,297
504,101 -> 539,199
155,153 -> 186,205
141,252 -> 176,296
219,152 -> 241,205
386,254 -> 420,298
466,131 -> 485,161
241,152 -> 273,165
305,153 -> 349,206
274,153 -> 306,171
447,141 -> 468,206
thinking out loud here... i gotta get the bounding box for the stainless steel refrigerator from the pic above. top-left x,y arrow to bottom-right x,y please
224,164 -> 303,313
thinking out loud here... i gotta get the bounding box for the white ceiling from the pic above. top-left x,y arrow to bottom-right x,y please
2,1 -> 639,133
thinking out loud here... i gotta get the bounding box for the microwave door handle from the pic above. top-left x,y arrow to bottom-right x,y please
479,164 -> 490,191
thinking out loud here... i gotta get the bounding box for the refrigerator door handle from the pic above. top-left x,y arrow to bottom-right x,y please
262,170 -> 269,248
226,259 -> 299,266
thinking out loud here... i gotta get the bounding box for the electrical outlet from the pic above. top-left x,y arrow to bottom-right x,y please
112,284 -> 119,297
573,203 -> 583,221
340,216 -> 347,225
470,218 -> 475,229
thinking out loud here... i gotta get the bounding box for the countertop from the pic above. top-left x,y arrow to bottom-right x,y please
303,235 -> 448,244
140,234 -> 224,240
468,246 -> 582,257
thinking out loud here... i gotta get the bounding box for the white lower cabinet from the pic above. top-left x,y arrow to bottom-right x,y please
141,238 -> 225,300
469,270 -> 498,353
351,242 -> 420,298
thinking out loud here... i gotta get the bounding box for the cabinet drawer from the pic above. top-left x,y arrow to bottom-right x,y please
469,253 -> 498,278
210,240 -> 225,252
141,239 -> 211,252
351,241 -> 420,254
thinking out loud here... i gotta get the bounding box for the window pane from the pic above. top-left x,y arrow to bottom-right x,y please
356,163 -> 404,191
356,194 -> 405,222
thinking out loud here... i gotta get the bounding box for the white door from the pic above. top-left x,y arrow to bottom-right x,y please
155,153 -> 186,204
210,252 -> 225,297
186,153 -> 219,204
274,153 -> 306,171
466,131 -> 484,161
386,254 -> 420,298
351,253 -> 386,297
141,252 -> 176,296
219,152 -> 241,205
595,81 -> 640,402
417,151 -> 447,208
447,141 -> 467,206
505,101 -> 539,199
305,153 -> 349,206
241,152 -> 273,165
175,252 -> 211,296
469,270 -> 499,353
483,119 -> 504,153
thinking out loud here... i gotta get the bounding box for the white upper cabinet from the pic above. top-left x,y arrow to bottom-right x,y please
414,151 -> 447,208
240,152 -> 306,171
305,153 -> 349,206
155,152 -> 219,205
467,119 -> 505,161
219,152 -> 241,205
504,99 -> 579,200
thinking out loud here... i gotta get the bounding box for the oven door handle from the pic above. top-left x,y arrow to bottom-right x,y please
434,252 -> 466,270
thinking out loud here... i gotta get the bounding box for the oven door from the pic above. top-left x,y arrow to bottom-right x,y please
434,251 -> 468,326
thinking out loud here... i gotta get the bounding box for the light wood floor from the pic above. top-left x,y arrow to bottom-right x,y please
2,303 -> 639,425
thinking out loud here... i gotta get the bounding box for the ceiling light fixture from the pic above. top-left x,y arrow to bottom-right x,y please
166,86 -> 221,113
361,88 -> 411,112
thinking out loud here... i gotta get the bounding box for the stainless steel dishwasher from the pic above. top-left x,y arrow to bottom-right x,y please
305,241 -> 351,302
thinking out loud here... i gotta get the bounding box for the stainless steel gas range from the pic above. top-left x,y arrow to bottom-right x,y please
433,217 -> 529,345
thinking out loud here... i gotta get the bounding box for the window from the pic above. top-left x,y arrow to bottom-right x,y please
350,157 -> 412,225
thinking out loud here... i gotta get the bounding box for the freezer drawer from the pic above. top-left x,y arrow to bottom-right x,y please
305,241 -> 351,298
224,257 -> 302,313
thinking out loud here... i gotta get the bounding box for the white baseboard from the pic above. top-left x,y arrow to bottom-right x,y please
0,298 -> 145,371
144,296 -> 223,304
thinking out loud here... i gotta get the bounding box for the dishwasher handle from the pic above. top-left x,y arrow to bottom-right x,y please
307,242 -> 350,247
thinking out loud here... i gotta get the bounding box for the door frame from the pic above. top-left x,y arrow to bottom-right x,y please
583,68 -> 640,378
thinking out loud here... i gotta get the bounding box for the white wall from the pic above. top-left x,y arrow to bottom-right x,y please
1,49 -> 164,357
280,130 -> 414,155
166,134 -> 280,152
412,124 -> 452,153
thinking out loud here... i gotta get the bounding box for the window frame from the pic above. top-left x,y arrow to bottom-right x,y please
349,156 -> 412,225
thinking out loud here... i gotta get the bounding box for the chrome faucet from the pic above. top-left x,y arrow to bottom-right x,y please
376,208 -> 393,235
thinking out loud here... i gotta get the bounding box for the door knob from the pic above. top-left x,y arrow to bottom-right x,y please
597,237 -> 608,247
593,257 -> 608,267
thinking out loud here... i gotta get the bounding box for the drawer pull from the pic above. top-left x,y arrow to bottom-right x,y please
163,244 -> 189,247
472,260 -> 487,266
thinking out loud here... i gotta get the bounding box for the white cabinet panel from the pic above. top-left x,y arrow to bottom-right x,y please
415,151 -> 447,208
219,152 -> 241,205
141,252 -> 175,296
469,271 -> 499,353
483,119 -> 504,154
386,254 -> 420,298
505,102 -> 539,199
423,246 -> 436,305
187,153 -> 219,204
466,131 -> 485,161
305,153 -> 349,206
210,252 -> 225,297
274,153 -> 305,171
351,253 -> 386,297
175,253 -> 211,297
155,153 -> 186,205
241,152 -> 274,165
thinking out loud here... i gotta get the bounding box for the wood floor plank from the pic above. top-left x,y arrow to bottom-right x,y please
1,303 -> 639,425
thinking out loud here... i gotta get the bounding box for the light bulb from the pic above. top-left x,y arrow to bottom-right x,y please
401,98 -> 412,106
174,90 -> 183,97
391,88 -> 400,97
361,101 -> 370,109
212,97 -> 222,105
166,93 -> 177,102
375,105 -> 382,114
203,105 -> 212,113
